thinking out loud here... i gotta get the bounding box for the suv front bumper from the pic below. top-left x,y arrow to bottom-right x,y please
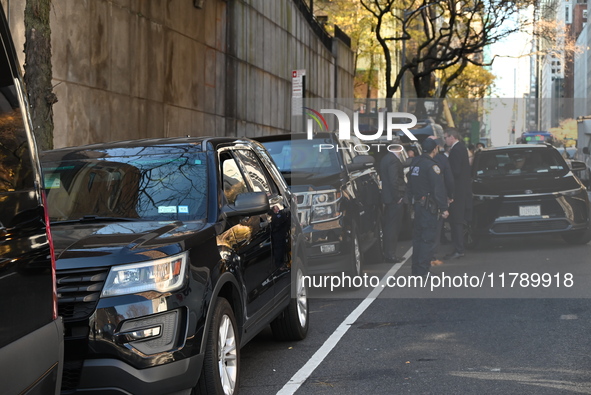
74,353 -> 203,395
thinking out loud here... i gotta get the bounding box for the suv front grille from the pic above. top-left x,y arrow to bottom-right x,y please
56,267 -> 109,322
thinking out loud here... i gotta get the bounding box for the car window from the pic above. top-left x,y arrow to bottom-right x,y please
0,93 -> 34,194
474,149 -> 567,177
234,149 -> 277,195
221,153 -> 250,204
340,144 -> 354,165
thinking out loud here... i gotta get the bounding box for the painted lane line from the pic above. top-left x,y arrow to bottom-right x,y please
276,247 -> 413,395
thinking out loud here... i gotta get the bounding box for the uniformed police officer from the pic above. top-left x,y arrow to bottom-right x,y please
406,138 -> 450,277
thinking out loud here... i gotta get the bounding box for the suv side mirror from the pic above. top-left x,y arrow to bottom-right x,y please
570,160 -> 587,172
583,147 -> 590,155
223,191 -> 270,217
347,155 -> 375,172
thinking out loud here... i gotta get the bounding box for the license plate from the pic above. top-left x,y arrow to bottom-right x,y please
519,205 -> 541,216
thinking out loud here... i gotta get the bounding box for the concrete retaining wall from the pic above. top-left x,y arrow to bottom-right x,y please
1,0 -> 354,148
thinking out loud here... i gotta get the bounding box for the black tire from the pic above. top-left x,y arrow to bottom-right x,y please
365,217 -> 383,265
562,227 -> 591,245
271,258 -> 309,341
196,297 -> 240,395
347,223 -> 363,277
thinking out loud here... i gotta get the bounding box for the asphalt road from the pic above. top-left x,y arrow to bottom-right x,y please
239,234 -> 591,394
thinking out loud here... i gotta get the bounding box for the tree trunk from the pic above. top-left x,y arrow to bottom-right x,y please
23,0 -> 55,151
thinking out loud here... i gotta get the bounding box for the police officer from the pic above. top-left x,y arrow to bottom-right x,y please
406,138 -> 450,277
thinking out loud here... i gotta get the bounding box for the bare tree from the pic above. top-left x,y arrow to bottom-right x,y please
360,0 -> 533,102
23,0 -> 56,150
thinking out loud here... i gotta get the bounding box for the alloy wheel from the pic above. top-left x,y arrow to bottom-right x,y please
296,268 -> 308,328
218,314 -> 238,395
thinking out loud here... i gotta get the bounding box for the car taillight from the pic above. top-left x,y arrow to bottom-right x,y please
41,191 -> 58,321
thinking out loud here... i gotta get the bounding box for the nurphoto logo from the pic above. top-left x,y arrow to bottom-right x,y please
305,107 -> 418,153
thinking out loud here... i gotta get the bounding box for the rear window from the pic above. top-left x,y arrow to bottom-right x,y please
474,149 -> 568,178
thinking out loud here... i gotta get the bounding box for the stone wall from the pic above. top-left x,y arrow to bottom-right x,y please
1,0 -> 354,148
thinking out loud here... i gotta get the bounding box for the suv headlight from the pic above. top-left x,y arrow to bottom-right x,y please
310,190 -> 342,223
101,253 -> 187,297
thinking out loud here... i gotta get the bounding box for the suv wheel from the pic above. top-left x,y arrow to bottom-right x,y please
562,227 -> 591,245
271,257 -> 309,341
197,297 -> 239,395
366,218 -> 383,264
347,224 -> 362,277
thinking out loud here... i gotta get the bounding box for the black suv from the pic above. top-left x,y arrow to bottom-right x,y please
41,137 -> 308,394
469,144 -> 591,246
257,132 -> 382,276
0,5 -> 64,395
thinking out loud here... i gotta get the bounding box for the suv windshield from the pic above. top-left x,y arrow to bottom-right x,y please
262,138 -> 341,175
43,153 -> 208,222
474,148 -> 568,178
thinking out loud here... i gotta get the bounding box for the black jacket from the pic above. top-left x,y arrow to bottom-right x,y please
406,154 -> 448,212
448,141 -> 471,199
380,151 -> 405,205
433,152 -> 454,200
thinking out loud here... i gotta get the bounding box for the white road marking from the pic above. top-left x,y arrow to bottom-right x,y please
276,247 -> 413,395
560,314 -> 578,320
0,272 -> 16,281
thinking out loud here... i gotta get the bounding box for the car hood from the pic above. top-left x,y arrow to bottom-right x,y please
51,220 -> 213,269
473,173 -> 582,196
284,171 -> 345,192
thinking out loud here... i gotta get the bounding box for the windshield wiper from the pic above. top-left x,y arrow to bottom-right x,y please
52,215 -> 137,224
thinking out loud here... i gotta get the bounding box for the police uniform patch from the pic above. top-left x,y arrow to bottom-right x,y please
432,164 -> 441,175
411,166 -> 420,176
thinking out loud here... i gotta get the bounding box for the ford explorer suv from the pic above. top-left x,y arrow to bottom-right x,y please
41,137 -> 308,395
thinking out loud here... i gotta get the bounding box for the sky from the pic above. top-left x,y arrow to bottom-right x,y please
487,14 -> 534,146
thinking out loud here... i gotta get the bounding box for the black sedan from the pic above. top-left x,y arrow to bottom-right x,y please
468,144 -> 591,246
42,137 -> 308,395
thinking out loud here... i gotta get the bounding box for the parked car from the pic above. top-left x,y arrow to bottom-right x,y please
256,132 -> 382,275
0,5 -> 64,395
468,144 -> 591,247
41,137 -> 308,394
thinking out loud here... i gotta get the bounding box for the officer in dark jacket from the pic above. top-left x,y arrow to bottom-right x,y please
406,138 -> 450,277
429,136 -> 454,265
380,147 -> 406,263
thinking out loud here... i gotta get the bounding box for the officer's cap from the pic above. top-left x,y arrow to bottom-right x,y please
421,138 -> 438,153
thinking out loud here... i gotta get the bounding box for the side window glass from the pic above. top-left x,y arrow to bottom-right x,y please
341,144 -> 353,166
220,153 -> 249,204
350,136 -> 365,158
0,49 -> 33,194
235,149 -> 278,195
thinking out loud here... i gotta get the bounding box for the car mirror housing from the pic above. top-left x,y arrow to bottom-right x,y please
570,160 -> 587,172
223,191 -> 270,217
